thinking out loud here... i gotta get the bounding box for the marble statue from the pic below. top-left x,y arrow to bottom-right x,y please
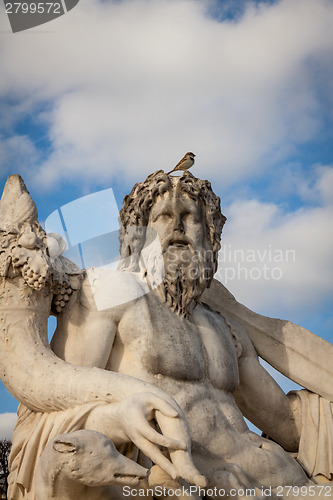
0,172 -> 332,500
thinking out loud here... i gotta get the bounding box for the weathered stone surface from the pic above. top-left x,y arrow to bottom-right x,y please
0,172 -> 332,499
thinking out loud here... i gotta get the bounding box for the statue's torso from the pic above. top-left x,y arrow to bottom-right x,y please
108,291 -> 239,395
105,290 -> 254,461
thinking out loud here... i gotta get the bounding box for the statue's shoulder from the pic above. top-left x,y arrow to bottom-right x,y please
75,267 -> 150,319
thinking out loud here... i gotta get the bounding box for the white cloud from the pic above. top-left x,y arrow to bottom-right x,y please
0,0 -> 333,187
0,0 -> 331,328
0,134 -> 40,177
267,163 -> 333,205
0,413 -> 16,440
217,166 -> 333,315
312,165 -> 333,205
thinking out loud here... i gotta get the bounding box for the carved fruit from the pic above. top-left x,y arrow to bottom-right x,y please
11,246 -> 28,267
22,253 -> 49,290
18,228 -> 38,249
46,233 -> 67,257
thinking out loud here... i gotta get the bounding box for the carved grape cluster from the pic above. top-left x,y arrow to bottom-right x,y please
21,261 -> 48,290
52,284 -> 74,314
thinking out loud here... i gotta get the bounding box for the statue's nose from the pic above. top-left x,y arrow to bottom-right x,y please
173,217 -> 184,233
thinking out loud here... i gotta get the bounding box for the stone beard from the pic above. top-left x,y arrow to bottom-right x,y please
157,239 -> 215,319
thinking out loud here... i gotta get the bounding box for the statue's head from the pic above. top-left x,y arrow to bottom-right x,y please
119,170 -> 226,317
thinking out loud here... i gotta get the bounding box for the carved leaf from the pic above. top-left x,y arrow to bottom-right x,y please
12,193 -> 38,225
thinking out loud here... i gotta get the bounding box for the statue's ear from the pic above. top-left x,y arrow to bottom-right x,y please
53,439 -> 77,454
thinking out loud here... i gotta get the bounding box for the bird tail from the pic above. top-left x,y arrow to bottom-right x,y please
167,168 -> 175,175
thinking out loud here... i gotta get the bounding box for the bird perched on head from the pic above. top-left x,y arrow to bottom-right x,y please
167,152 -> 195,175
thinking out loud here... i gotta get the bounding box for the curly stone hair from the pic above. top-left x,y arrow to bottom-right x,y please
119,170 -> 226,273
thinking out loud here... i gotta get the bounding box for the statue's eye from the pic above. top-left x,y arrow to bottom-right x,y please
182,211 -> 200,224
156,212 -> 172,222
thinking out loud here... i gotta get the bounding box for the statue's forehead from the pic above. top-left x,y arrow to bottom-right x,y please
153,186 -> 197,208
151,187 -> 202,215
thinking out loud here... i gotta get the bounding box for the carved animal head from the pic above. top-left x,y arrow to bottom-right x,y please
50,430 -> 147,487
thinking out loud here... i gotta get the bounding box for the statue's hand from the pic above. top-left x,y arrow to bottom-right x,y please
85,391 -> 190,478
84,392 -> 205,486
113,392 -> 187,480
116,393 -> 206,487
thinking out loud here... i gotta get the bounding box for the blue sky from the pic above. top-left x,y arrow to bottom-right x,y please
0,0 -> 332,439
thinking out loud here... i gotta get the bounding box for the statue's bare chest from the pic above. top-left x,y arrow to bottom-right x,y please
116,293 -> 239,392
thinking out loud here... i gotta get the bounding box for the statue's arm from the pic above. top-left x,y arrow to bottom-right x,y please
233,325 -> 302,452
203,279 -> 333,401
51,278 -> 118,369
0,173 -> 171,412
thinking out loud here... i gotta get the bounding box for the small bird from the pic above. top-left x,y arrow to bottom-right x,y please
167,152 -> 195,175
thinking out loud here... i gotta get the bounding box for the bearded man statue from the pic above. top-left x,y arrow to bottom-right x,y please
0,171 -> 332,500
